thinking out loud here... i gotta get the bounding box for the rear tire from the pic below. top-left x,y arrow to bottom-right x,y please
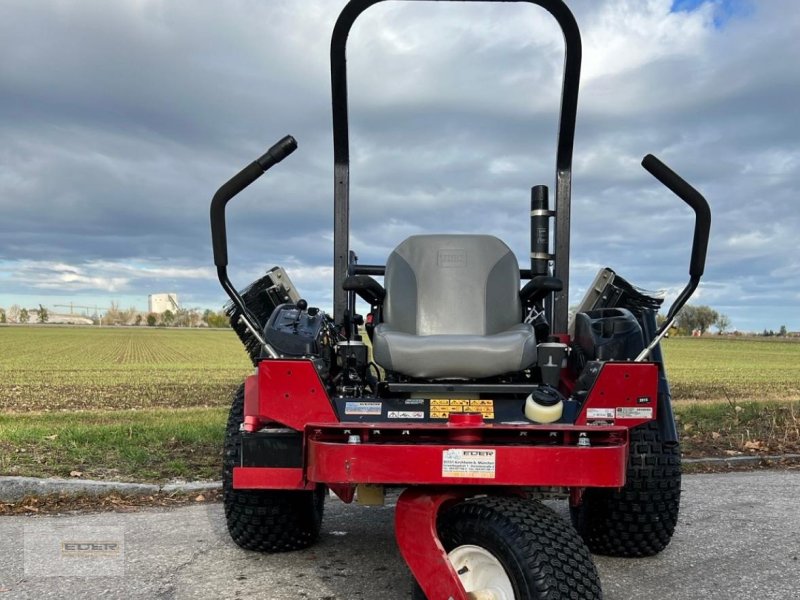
570,420 -> 681,557
222,384 -> 325,552
413,496 -> 602,599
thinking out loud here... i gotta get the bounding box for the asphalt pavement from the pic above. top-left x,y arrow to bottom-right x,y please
1,470 -> 798,599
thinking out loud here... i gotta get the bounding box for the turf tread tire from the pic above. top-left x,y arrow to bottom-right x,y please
570,420 -> 681,557
222,384 -> 324,553
415,495 -> 602,600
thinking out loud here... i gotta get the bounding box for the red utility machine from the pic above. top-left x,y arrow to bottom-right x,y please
209,1 -> 711,598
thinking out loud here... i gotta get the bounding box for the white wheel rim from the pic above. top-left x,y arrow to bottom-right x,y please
447,544 -> 515,600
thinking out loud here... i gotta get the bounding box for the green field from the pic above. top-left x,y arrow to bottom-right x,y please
0,326 -> 252,412
1,327 -> 798,412
661,336 -> 800,401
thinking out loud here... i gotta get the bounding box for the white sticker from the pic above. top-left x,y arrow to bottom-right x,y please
387,411 -> 425,419
344,401 -> 382,416
586,408 -> 615,420
442,449 -> 496,479
616,406 -> 653,419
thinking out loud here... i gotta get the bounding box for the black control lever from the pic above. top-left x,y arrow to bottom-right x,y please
211,135 -> 297,268
641,154 -> 711,280
209,135 -> 298,356
636,154 -> 712,361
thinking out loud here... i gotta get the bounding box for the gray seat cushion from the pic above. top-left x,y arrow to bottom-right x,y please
371,234 -> 536,379
373,323 -> 537,379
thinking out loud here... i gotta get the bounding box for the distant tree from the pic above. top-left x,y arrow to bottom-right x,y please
0,308 -> 5,324
162,309 -> 175,326
206,310 -> 230,328
655,313 -> 668,328
121,306 -> 139,325
779,325 -> 788,337
675,305 -> 718,335
146,313 -> 157,327
19,308 -> 30,324
7,304 -> 20,323
135,314 -> 143,326
37,304 -> 49,324
174,308 -> 190,327
104,301 -> 124,326
715,313 -> 731,334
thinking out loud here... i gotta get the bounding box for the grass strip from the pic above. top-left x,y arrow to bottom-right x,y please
674,399 -> 800,457
0,407 -> 226,482
2,401 -> 798,484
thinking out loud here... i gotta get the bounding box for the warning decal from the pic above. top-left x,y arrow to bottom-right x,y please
616,406 -> 653,419
430,399 -> 494,420
442,449 -> 496,479
387,410 -> 425,419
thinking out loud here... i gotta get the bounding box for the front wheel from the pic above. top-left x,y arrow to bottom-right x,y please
413,496 -> 602,600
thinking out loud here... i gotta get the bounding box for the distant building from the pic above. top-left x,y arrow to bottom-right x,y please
148,293 -> 179,314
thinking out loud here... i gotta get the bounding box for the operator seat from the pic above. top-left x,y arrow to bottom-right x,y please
372,234 -> 537,379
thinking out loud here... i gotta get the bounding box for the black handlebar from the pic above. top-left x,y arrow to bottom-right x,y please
210,135 -> 297,267
641,154 -> 711,279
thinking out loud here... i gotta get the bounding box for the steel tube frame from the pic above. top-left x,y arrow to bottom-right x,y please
331,0 -> 581,333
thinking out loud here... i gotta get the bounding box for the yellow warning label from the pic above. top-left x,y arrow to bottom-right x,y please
429,400 -> 494,419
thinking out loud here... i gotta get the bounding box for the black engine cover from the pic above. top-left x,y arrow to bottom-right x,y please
264,303 -> 325,357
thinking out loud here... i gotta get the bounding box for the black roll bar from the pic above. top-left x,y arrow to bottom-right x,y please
330,0 -> 582,332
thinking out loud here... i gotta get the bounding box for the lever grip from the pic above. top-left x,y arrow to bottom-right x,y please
642,154 -> 711,279
210,135 -> 298,267
257,135 -> 298,170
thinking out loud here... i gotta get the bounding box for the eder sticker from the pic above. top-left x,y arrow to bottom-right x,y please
616,406 -> 653,419
344,401 -> 382,416
442,449 -> 496,479
387,411 -> 425,419
586,408 -> 615,420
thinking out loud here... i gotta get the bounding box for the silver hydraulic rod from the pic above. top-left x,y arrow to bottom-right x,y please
635,317 -> 674,362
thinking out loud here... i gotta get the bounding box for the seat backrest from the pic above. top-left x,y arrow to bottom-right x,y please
383,234 -> 522,336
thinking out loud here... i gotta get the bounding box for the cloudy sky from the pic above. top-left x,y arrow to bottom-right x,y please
0,0 -> 797,332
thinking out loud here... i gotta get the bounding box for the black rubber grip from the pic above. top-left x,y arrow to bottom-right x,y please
642,154 -> 711,279
210,161 -> 263,267
209,135 -> 298,268
257,135 -> 298,171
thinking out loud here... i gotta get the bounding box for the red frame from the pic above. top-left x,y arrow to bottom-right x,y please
233,358 -> 658,491
230,358 -> 661,596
